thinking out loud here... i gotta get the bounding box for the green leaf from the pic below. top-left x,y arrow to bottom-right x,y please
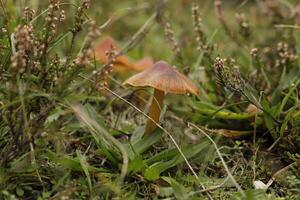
83,104 -> 107,128
275,79 -> 300,117
191,102 -> 256,120
125,129 -> 163,160
8,153 -> 35,173
279,106 -> 299,137
47,150 -> 107,173
157,187 -> 174,198
127,155 -> 145,174
76,150 -> 92,193
277,66 -> 300,91
0,167 -> 7,185
261,96 -> 278,139
232,189 -> 272,200
162,177 -> 189,200
16,187 -> 24,197
44,107 -> 63,127
144,163 -> 160,181
146,139 -> 210,174
79,104 -> 120,165
72,104 -> 128,184
124,191 -> 138,200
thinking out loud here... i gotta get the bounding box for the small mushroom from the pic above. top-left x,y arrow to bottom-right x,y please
245,104 -> 262,114
132,57 -> 154,72
123,61 -> 199,134
94,36 -> 153,72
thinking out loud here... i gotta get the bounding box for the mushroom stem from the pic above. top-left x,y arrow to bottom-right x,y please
145,89 -> 165,134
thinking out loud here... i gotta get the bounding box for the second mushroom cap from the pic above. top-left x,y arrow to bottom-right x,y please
123,61 -> 199,95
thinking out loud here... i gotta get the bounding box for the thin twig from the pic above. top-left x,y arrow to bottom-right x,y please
252,147 -> 259,184
274,24 -> 300,29
266,162 -> 296,188
267,137 -> 281,152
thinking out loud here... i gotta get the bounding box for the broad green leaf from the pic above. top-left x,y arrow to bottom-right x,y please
16,187 -> 24,197
47,150 -> 107,173
125,129 -> 163,160
144,163 -> 160,181
162,177 -> 189,200
84,103 -> 107,128
142,140 -> 210,180
127,155 -> 145,174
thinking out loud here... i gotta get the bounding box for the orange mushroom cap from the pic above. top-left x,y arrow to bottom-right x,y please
94,36 -> 153,72
123,61 -> 199,95
94,36 -> 130,66
132,57 -> 154,71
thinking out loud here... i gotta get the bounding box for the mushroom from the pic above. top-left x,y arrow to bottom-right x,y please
123,61 -> 199,134
94,36 -> 153,73
131,57 -> 154,72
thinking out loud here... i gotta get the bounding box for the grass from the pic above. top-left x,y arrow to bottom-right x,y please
0,0 -> 300,199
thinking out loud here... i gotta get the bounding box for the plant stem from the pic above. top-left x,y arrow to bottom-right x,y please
196,108 -> 257,120
145,89 -> 164,134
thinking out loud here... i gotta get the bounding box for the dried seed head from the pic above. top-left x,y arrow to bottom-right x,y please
214,56 -> 224,72
236,12 -> 251,38
44,0 -> 62,42
14,24 -> 35,52
49,0 -> 60,10
23,7 -> 35,22
11,51 -> 27,72
93,46 -> 118,91
192,1 -> 206,52
163,21 -> 181,56
82,0 -> 91,9
214,57 -> 245,92
33,61 -> 41,70
72,0 -> 91,34
11,23 -> 36,73
73,21 -> 101,68
276,42 -> 297,67
87,20 -> 101,43
74,52 -> 90,66
250,48 -> 258,57
59,10 -> 66,22
2,28 -> 7,33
